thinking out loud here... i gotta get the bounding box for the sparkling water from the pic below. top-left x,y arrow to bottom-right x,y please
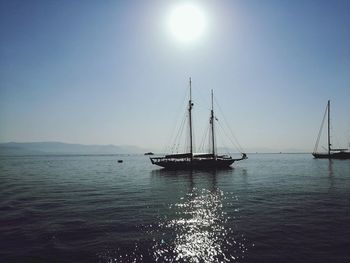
1,154 -> 349,262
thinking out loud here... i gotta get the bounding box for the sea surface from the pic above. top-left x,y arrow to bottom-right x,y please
0,154 -> 349,263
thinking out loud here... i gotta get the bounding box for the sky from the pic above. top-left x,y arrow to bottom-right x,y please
0,0 -> 349,152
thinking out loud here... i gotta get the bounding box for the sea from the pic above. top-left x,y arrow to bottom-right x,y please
0,153 -> 349,263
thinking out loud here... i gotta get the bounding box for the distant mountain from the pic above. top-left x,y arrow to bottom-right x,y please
0,142 -> 309,156
0,142 -> 149,155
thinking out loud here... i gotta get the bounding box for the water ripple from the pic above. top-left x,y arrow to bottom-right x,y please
149,188 -> 249,262
97,187 -> 250,263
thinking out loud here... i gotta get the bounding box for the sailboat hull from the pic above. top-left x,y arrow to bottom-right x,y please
150,158 -> 236,170
312,152 -> 350,160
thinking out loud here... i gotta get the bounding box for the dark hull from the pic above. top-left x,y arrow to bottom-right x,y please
312,152 -> 350,160
150,158 -> 236,170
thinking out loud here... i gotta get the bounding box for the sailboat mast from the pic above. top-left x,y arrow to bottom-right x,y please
210,90 -> 216,157
328,100 -> 331,156
189,78 -> 193,161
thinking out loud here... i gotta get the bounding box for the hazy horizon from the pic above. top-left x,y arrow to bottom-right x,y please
1,0 -> 349,153
0,140 -> 327,154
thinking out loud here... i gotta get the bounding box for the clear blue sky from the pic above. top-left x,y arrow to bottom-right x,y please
1,0 -> 349,152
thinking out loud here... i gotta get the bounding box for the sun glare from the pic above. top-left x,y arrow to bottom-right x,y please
168,3 -> 207,43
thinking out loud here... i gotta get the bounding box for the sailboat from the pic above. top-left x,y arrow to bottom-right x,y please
150,78 -> 247,169
312,100 -> 350,159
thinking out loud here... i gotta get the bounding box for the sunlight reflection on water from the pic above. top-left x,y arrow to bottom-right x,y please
150,187 -> 249,262
99,186 -> 250,263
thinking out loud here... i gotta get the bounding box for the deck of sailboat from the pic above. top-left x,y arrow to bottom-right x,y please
150,156 -> 236,170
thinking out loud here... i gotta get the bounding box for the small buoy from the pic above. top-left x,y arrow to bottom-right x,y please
118,160 -> 123,163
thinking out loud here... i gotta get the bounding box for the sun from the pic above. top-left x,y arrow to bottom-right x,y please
167,3 -> 207,43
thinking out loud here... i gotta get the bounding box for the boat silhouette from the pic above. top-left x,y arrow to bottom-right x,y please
150,78 -> 247,169
312,100 -> 350,159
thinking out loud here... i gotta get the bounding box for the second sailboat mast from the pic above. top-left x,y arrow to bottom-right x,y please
189,78 -> 194,161
211,89 -> 216,157
327,100 -> 331,156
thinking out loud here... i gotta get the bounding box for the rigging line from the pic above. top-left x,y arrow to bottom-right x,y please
168,112 -> 184,153
216,124 -> 231,155
330,122 -> 340,149
199,123 -> 210,152
176,112 -> 187,153
217,120 -> 243,154
214,96 -> 244,153
213,95 -> 245,153
210,116 -> 217,155
331,122 -> 347,149
192,114 -> 196,154
329,106 -> 350,149
185,118 -> 190,153
193,82 -> 211,111
163,86 -> 191,153
345,115 -> 350,148
217,120 -> 237,153
313,104 -> 328,153
170,111 -> 187,153
207,121 -> 212,154
348,122 -> 350,148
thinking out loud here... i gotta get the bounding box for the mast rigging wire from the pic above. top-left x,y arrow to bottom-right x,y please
213,96 -> 245,153
313,104 -> 328,153
162,87 -> 191,153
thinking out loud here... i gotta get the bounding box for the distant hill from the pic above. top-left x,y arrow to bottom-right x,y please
0,142 -> 309,156
0,142 -> 149,155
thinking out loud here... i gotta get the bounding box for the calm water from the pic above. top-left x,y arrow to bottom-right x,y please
0,154 -> 349,262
